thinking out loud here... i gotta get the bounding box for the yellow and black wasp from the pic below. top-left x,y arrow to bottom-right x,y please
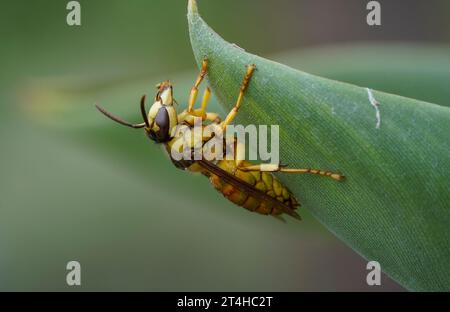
95,58 -> 344,220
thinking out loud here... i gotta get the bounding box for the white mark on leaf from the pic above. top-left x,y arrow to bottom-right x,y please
230,43 -> 245,52
366,88 -> 381,129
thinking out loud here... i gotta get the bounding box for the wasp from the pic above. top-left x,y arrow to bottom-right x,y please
95,58 -> 344,221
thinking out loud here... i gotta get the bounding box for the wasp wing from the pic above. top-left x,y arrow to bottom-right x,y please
197,160 -> 301,220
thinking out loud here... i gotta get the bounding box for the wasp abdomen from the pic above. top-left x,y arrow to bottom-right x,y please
209,160 -> 299,216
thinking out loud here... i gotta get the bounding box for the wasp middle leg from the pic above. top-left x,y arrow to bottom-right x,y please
221,64 -> 257,131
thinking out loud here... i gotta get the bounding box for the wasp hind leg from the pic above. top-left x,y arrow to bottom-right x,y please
238,163 -> 345,181
221,64 -> 256,131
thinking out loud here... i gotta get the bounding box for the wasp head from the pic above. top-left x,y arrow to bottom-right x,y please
95,81 -> 178,144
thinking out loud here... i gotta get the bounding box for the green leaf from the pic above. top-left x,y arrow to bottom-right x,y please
188,0 -> 450,291
274,44 -> 450,108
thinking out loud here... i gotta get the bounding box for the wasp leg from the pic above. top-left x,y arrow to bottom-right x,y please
221,64 -> 256,131
188,57 -> 209,113
278,167 -> 345,181
204,112 -> 221,124
238,163 -> 345,181
200,86 -> 211,113
185,87 -> 219,120
234,142 -> 246,168
177,110 -> 221,126
198,87 -> 221,121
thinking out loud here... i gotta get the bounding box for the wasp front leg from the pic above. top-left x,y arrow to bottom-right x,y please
199,87 -> 221,122
188,57 -> 209,113
238,163 -> 345,181
181,57 -> 221,124
178,94 -> 221,125
189,86 -> 221,121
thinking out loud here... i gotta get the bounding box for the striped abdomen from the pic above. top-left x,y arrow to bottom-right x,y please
208,160 -> 300,216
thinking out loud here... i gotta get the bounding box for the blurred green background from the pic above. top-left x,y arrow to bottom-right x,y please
1,0 -> 449,291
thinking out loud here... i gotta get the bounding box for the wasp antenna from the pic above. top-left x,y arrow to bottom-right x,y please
94,103 -> 145,129
140,95 -> 150,128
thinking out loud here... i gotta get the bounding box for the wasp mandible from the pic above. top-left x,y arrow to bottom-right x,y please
95,58 -> 344,221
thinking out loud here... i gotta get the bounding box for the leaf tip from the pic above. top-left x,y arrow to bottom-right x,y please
188,0 -> 198,15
